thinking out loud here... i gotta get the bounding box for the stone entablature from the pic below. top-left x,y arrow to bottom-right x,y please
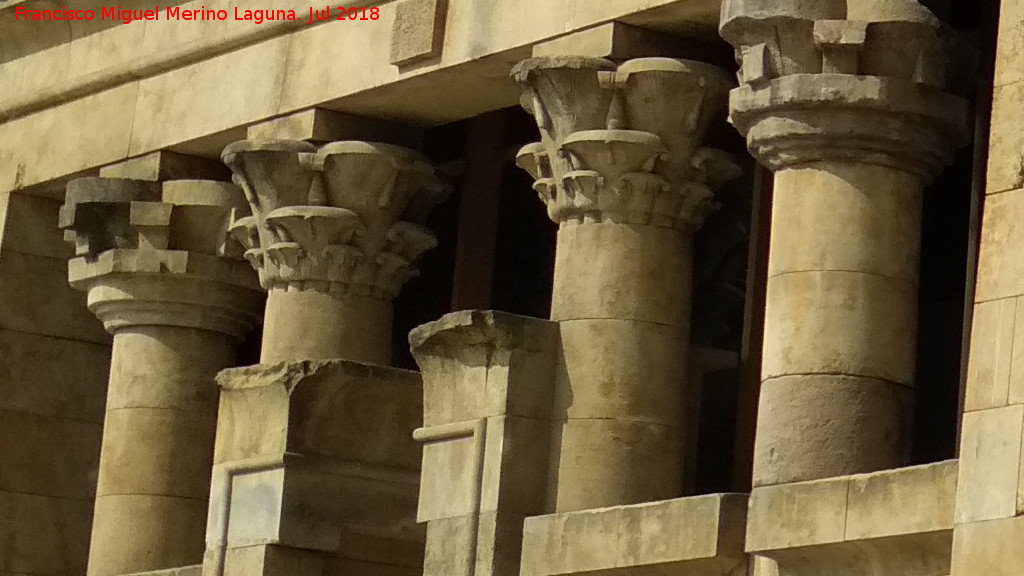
512,56 -> 740,231
720,0 -> 971,176
223,139 -> 448,299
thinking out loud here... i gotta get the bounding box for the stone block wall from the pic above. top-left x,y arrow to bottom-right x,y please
0,192 -> 112,576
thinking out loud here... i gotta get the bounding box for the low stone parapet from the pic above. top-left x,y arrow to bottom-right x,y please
746,460 -> 958,576
520,494 -> 749,576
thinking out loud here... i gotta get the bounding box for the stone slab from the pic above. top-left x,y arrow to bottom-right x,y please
520,494 -> 748,576
749,462 -> 957,552
977,187 -> 1024,300
390,0 -> 449,66
995,1 -> 1024,88
845,460 -> 957,540
985,82 -> 1024,196
964,297 -> 1017,411
955,405 -> 1024,523
123,566 -> 202,576
951,515 -> 1024,576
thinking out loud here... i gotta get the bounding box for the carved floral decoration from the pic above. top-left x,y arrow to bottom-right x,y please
222,140 -> 449,299
512,56 -> 740,232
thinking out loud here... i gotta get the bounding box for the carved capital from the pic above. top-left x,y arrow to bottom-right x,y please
60,177 -> 263,338
719,0 -> 971,177
222,139 -> 448,299
511,57 -> 739,232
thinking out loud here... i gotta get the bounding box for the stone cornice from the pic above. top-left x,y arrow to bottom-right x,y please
223,139 -> 448,299
60,176 -> 264,337
511,56 -> 740,232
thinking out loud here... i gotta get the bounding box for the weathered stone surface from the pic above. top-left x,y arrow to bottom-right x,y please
985,82 -> 1024,196
521,495 -> 748,576
550,222 -> 692,326
955,405 -> 1024,524
964,297 -> 1018,411
748,462 -> 956,576
0,249 -> 109,343
390,0 -> 449,66
246,109 -> 423,149
768,166 -> 922,280
410,310 -> 557,576
994,0 -> 1024,88
99,152 -> 231,184
124,566 -> 202,576
410,310 -> 558,426
207,360 -> 424,576
0,192 -> 71,259
976,187 -> 1024,301
88,495 -> 208,576
762,270 -> 919,385
753,375 -> 911,487
845,460 -> 958,540
555,319 -> 688,425
0,328 -> 109,422
124,567 -> 202,576
550,418 -> 683,511
3,1 -> 1020,575
951,515 -> 1024,576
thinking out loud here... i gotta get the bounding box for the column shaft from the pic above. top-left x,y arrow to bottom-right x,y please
753,162 -> 921,486
550,222 -> 692,511
512,55 -> 736,512
260,289 -> 392,364
87,326 -> 237,576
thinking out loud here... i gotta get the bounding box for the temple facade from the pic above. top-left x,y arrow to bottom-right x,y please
0,0 -> 1018,575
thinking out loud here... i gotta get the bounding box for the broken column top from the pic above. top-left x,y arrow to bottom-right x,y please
719,0 -> 971,177
59,176 -> 263,337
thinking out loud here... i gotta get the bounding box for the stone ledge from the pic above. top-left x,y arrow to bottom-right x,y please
747,460 -> 958,576
520,494 -> 748,576
122,565 -> 201,576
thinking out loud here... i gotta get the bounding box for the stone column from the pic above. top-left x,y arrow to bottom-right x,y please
513,57 -> 738,512
222,140 -> 448,365
720,0 -> 970,486
59,177 -> 263,576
